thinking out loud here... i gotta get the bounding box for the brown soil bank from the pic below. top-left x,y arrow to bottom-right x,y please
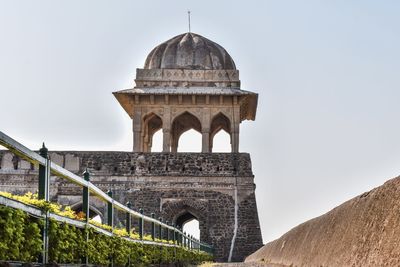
245,176 -> 400,267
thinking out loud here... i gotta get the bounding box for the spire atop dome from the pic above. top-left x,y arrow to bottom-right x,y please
188,11 -> 191,33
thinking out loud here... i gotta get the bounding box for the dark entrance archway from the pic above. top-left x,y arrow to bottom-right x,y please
175,210 -> 200,240
71,202 -> 104,223
161,198 -> 210,244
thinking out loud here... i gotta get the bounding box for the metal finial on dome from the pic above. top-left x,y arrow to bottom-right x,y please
188,10 -> 191,33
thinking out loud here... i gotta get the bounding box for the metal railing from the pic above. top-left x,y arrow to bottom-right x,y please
0,131 -> 213,264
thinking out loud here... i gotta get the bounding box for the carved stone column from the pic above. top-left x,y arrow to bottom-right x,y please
162,107 -> 171,152
232,107 -> 240,153
231,130 -> 239,153
171,135 -> 178,153
202,108 -> 211,153
132,110 -> 142,152
162,129 -> 171,152
202,129 -> 210,153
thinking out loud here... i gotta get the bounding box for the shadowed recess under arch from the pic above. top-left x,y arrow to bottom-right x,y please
171,111 -> 202,152
142,113 -> 163,152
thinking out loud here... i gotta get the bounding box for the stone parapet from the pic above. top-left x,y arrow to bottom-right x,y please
0,151 -> 253,177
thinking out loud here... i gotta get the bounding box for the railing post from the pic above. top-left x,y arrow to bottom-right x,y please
139,208 -> 144,240
38,143 -> 48,200
184,232 -> 187,248
126,201 -> 132,234
165,220 -> 169,242
172,225 -> 176,244
178,228 -> 182,246
107,190 -> 113,227
82,169 -> 90,265
82,169 -> 90,223
38,143 -> 49,265
180,228 -> 183,246
177,226 -> 180,245
126,201 -> 131,267
158,217 -> 162,241
151,213 -> 155,240
106,190 -> 113,267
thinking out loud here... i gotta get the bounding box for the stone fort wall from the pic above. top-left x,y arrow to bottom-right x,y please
0,150 -> 263,261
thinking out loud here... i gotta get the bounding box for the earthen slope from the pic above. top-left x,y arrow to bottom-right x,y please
246,175 -> 400,267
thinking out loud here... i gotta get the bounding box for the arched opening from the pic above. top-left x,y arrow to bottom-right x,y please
211,130 -> 231,152
71,203 -> 103,223
151,129 -> 163,152
176,211 -> 200,240
177,129 -> 202,152
142,113 -> 163,152
210,112 -> 231,152
171,112 -> 202,152
183,219 -> 200,240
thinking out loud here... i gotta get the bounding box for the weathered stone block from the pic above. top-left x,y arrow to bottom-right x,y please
50,152 -> 64,167
65,153 -> 79,171
1,152 -> 14,170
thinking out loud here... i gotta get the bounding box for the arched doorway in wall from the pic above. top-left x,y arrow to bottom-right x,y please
176,211 -> 200,240
171,112 -> 202,152
71,203 -> 103,223
210,112 -> 231,152
161,198 -> 209,244
142,113 -> 163,152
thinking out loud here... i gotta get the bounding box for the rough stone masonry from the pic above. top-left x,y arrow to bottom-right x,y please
0,151 -> 263,261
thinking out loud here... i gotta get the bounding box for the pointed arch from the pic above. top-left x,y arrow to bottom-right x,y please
142,112 -> 163,152
161,198 -> 209,243
70,202 -> 104,223
171,111 -> 202,152
210,112 -> 232,152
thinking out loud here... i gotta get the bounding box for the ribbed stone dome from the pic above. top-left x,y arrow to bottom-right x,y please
144,32 -> 236,70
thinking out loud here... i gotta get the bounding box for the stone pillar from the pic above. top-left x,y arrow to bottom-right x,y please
147,136 -> 152,152
163,129 -> 171,152
202,108 -> 211,153
132,110 -> 142,152
171,131 -> 178,153
232,107 -> 240,153
163,107 -> 171,152
171,140 -> 178,153
202,129 -> 210,153
232,130 -> 239,153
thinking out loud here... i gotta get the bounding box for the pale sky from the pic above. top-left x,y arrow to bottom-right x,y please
1,0 -> 400,243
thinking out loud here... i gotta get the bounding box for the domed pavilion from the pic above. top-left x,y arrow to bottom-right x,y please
113,32 -> 258,153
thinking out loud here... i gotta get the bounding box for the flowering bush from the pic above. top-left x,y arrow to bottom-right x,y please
0,192 -> 214,265
0,191 -> 81,220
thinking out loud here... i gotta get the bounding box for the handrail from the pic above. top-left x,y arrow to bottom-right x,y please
0,131 -> 213,253
0,194 -> 177,247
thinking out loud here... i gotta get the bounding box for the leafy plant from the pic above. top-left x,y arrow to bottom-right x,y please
0,193 -> 214,266
0,206 -> 42,261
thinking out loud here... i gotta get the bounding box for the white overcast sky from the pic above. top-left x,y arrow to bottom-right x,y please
1,0 -> 400,243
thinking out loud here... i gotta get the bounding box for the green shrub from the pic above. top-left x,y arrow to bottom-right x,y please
48,220 -> 85,263
0,206 -> 42,261
0,204 -> 213,266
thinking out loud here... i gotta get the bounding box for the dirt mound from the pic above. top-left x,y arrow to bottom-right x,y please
245,176 -> 400,267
